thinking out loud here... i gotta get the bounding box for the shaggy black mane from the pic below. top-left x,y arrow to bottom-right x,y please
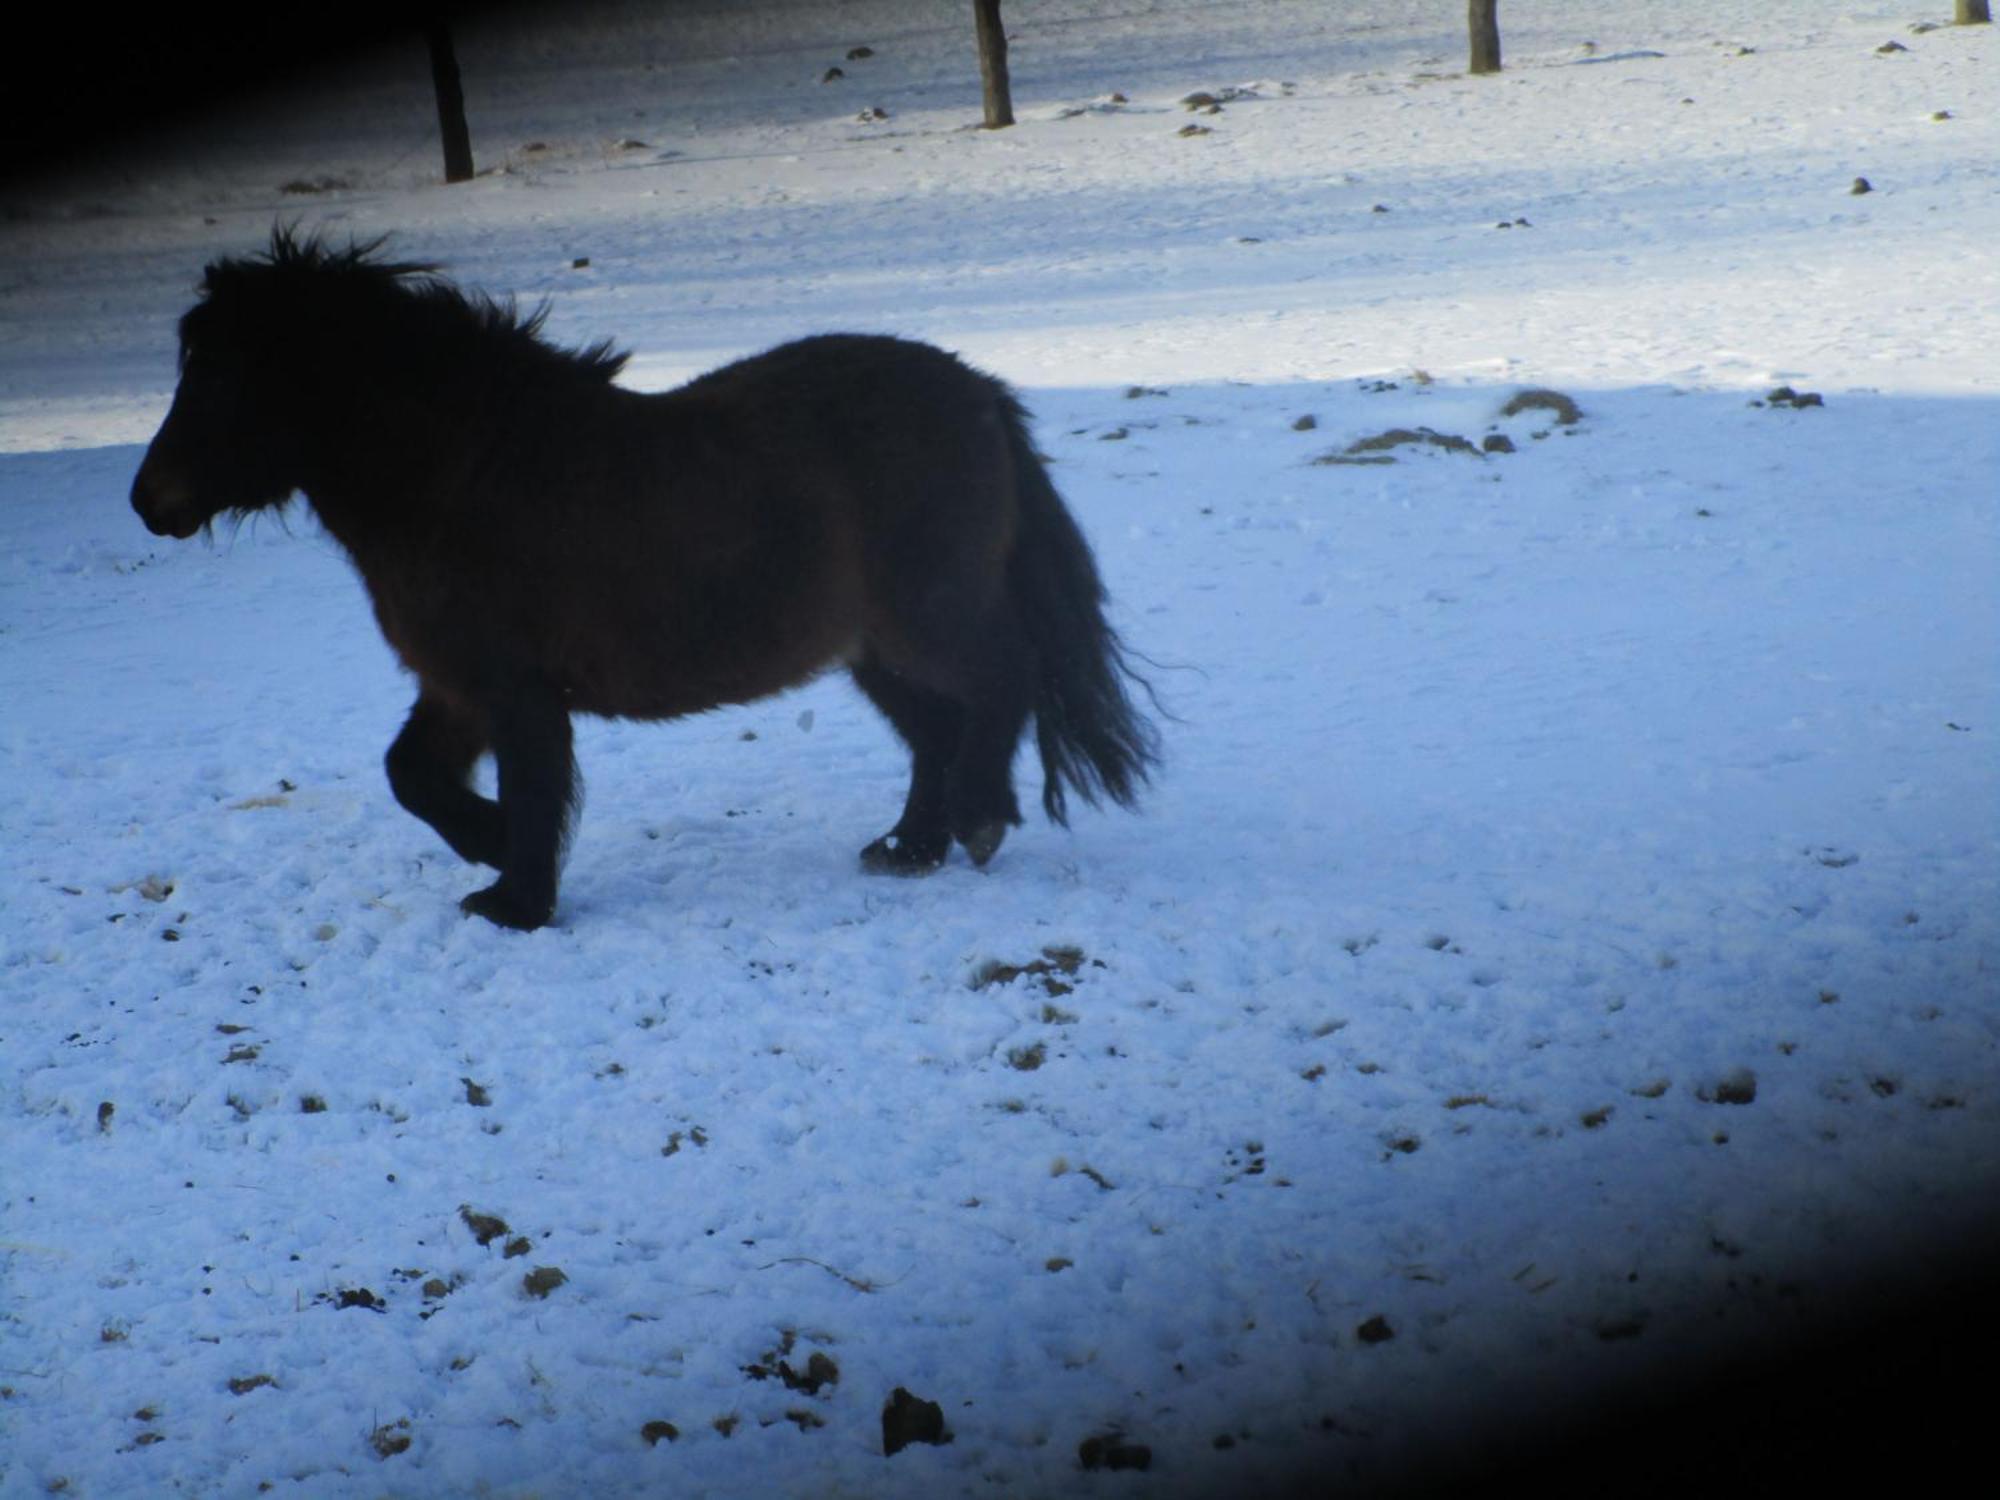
190,226 -> 630,381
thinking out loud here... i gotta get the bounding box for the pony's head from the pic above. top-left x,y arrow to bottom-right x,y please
131,228 -> 436,538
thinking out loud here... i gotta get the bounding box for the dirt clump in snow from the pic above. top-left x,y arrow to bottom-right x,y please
882,1387 -> 949,1455
1499,387 -> 1584,424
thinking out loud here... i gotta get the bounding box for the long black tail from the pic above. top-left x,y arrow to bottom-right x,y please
1000,395 -> 1162,825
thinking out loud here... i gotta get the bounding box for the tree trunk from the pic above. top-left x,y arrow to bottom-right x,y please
425,18 -> 475,184
1468,0 -> 1502,75
974,0 -> 1014,129
1956,1 -> 1991,25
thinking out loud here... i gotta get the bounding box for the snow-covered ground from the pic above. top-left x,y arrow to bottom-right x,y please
3,2 -> 1996,1495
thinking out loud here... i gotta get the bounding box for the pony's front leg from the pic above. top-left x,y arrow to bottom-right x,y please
386,692 -> 505,867
459,693 -> 578,931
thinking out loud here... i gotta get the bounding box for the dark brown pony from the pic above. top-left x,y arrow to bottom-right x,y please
132,230 -> 1158,929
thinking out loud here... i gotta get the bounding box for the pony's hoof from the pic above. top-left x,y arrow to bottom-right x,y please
958,820 -> 1007,867
461,883 -> 553,930
860,831 -> 949,875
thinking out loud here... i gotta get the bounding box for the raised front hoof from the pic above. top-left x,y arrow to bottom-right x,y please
860,830 -> 950,876
460,882 -> 555,931
958,820 -> 1008,868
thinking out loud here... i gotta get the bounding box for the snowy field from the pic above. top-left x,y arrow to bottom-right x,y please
3,2 -> 1997,1495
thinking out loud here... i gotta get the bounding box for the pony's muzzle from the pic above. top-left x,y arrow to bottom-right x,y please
131,462 -> 202,539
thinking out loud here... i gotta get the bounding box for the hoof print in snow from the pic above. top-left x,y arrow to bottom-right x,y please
1223,1141 -> 1267,1180
1178,123 -> 1212,137
1875,41 -> 1907,55
783,1352 -> 841,1394
461,1077 -> 492,1106
972,944 -> 1093,996
747,1344 -> 841,1396
370,1419 -> 413,1458
1699,1069 -> 1758,1106
1007,1041 -> 1048,1071
522,1265 -> 567,1298
1079,1433 -> 1153,1471
642,1419 -> 680,1445
882,1387 -> 950,1455
1124,385 -> 1168,399
1292,414 -> 1317,430
228,1373 -> 276,1395
460,1206 -> 511,1246
847,46 -> 875,61
1809,845 -> 1856,866
1850,176 -> 1873,195
1356,1314 -> 1396,1344
857,106 -> 889,123
822,67 -> 845,83
662,1126 -> 710,1155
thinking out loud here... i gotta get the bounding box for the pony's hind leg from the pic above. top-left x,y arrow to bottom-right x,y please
940,607 -> 1034,866
851,656 -> 960,875
386,691 -> 505,868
